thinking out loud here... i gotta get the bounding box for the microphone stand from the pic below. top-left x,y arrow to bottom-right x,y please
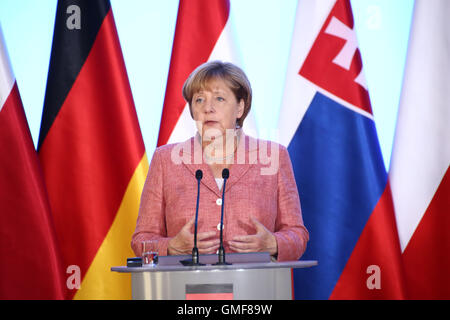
180,170 -> 205,266
214,168 -> 231,265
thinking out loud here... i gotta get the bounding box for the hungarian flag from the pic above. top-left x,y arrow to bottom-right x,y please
0,25 -> 64,299
38,0 -> 147,299
389,0 -> 450,299
279,0 -> 405,299
158,0 -> 257,147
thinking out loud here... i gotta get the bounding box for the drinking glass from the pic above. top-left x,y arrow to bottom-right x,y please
141,240 -> 158,266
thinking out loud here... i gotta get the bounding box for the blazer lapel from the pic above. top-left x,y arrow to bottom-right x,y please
179,132 -> 257,196
225,133 -> 258,193
180,135 -> 222,197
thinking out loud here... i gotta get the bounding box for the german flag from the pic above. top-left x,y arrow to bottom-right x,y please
38,0 -> 147,299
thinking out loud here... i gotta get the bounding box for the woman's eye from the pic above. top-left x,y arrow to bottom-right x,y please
195,97 -> 204,103
216,97 -> 224,102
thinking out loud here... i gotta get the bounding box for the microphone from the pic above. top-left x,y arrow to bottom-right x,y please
180,169 -> 205,266
214,168 -> 231,265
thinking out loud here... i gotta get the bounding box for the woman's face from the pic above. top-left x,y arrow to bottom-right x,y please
191,77 -> 244,139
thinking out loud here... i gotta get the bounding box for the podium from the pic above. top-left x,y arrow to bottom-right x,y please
111,253 -> 317,300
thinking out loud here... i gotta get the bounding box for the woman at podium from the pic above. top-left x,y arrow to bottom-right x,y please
131,61 -> 308,261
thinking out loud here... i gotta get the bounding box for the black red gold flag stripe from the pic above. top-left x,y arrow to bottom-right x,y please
38,0 -> 147,299
38,1 -> 110,150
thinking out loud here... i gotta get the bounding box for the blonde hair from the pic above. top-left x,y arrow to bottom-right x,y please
182,61 -> 252,128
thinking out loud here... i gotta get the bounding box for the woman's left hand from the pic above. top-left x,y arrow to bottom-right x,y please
228,217 -> 278,256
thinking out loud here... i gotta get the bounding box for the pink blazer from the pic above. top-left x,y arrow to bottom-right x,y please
131,132 -> 309,261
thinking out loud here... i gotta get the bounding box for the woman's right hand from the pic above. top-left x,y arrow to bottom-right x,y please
167,217 -> 220,255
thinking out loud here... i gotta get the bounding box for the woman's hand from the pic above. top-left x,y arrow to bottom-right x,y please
168,217 -> 220,255
228,217 -> 278,256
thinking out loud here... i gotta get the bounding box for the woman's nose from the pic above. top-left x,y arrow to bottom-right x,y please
203,98 -> 215,113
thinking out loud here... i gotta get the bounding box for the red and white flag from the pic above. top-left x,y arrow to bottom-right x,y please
0,25 -> 64,299
389,0 -> 450,299
157,0 -> 257,147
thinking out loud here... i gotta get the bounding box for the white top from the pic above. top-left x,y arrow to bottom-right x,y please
215,178 -> 224,191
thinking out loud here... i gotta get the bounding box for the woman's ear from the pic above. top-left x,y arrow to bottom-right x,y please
237,99 -> 245,118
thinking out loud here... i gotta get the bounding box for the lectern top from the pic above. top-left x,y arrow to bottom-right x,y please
111,259 -> 318,273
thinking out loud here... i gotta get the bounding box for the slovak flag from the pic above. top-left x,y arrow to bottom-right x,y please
279,0 -> 405,299
157,0 -> 257,147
